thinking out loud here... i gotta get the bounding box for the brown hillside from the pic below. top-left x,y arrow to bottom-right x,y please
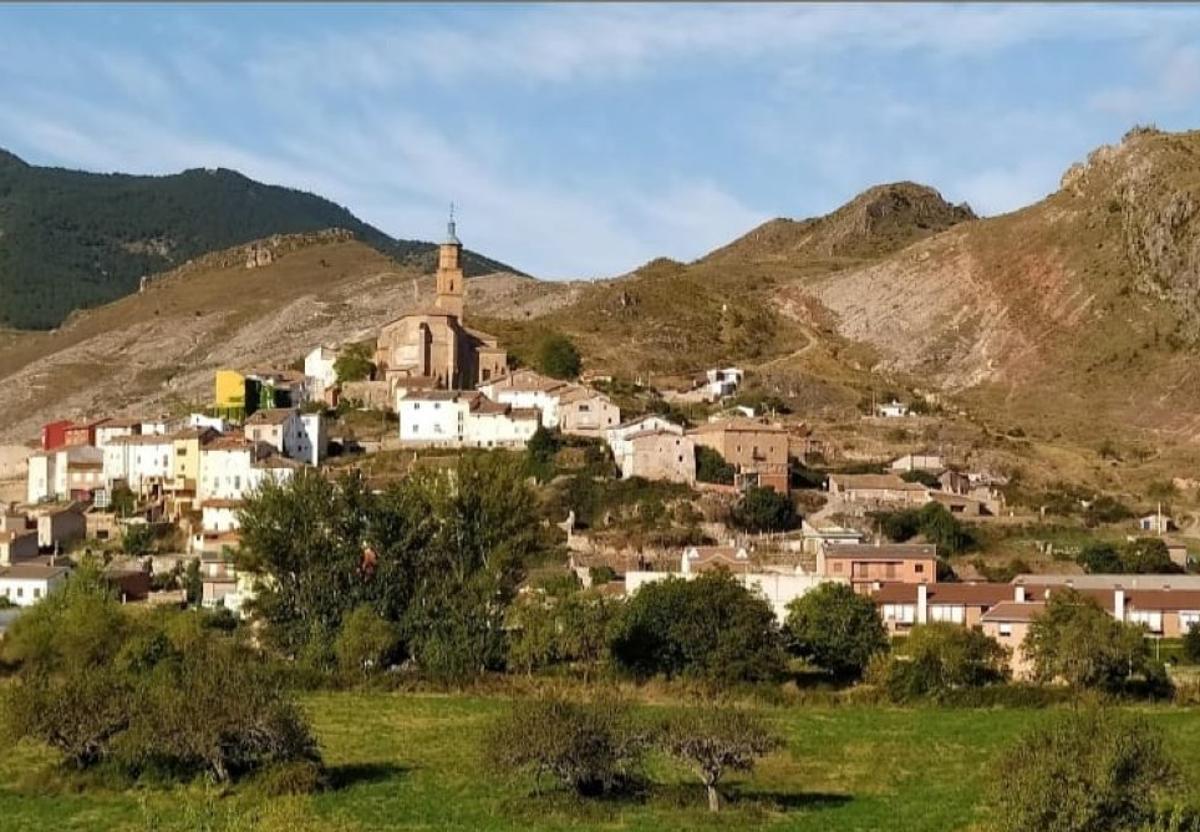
0,233 -> 577,443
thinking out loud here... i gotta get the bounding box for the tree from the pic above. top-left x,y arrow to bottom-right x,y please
730,487 -> 798,533
333,342 -> 375,383
109,485 -> 136,518
524,425 -> 560,482
1023,589 -> 1152,690
917,502 -> 973,555
557,589 -> 619,683
610,570 -> 786,684
334,604 -> 402,679
1078,541 -> 1123,574
870,623 -> 1009,700
185,559 -> 203,606
657,707 -> 784,812
1184,623 -> 1200,665
784,583 -> 888,680
484,696 -> 647,797
695,446 -> 736,485
505,594 -> 559,676
122,522 -> 155,556
1122,538 -> 1177,573
534,333 -> 581,380
877,509 -> 921,542
989,710 -> 1178,832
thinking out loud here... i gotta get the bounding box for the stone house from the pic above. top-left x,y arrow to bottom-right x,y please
826,473 -> 929,507
688,417 -> 789,493
621,430 -> 696,485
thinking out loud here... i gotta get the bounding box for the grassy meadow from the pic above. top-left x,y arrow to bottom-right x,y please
2,693 -> 1200,831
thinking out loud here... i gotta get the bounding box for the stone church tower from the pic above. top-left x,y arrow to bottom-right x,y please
435,208 -> 465,321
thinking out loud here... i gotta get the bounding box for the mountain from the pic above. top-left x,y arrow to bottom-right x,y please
0,151 -> 516,329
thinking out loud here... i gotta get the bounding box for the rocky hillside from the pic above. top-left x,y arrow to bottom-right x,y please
0,233 -> 576,443
704,182 -> 976,264
0,150 -> 515,329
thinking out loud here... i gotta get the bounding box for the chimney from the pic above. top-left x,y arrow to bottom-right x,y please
1015,585 -> 1026,603
917,583 -> 929,625
1114,588 -> 1126,622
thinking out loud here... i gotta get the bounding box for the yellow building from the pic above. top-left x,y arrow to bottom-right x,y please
215,370 -> 247,409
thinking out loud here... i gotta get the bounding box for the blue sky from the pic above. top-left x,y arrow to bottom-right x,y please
3,4 -> 1200,278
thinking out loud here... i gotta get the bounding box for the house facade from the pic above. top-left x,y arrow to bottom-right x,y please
688,418 -> 789,493
622,430 -> 696,484
396,391 -> 539,448
818,543 -> 938,592
826,473 -> 930,507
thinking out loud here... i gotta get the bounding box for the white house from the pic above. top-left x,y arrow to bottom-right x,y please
186,413 -> 228,433
397,391 -> 539,448
889,453 -> 944,473
479,369 -> 564,428
0,564 -> 69,607
28,446 -> 104,504
605,415 -> 683,465
197,438 -> 257,501
703,367 -> 744,401
244,408 -> 325,466
304,346 -> 339,398
877,400 -> 910,418
103,434 -> 175,494
95,419 -> 141,449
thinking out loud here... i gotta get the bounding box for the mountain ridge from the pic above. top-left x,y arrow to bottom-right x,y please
0,150 -> 519,330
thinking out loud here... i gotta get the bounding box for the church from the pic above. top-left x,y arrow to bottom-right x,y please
373,214 -> 508,391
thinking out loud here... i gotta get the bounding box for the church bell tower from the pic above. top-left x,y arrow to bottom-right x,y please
435,204 -> 465,321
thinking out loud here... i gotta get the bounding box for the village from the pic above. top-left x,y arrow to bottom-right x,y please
0,216 -> 1195,685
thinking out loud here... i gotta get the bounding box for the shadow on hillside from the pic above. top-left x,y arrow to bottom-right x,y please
649,783 -> 852,813
327,761 -> 409,790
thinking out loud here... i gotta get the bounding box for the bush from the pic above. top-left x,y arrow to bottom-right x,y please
484,696 -> 647,797
122,523 -> 155,556
254,759 -> 328,796
656,706 -> 784,812
333,342 -> 374,383
784,583 -> 887,681
988,709 -> 1178,832
695,446 -> 735,485
1183,623 -> 1200,665
730,487 -> 798,533
869,623 -> 1009,701
534,333 -> 582,380
610,571 -> 786,684
1078,538 -> 1179,574
900,470 -> 940,488
333,605 -> 402,680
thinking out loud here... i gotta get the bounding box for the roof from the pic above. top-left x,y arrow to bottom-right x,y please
873,582 -> 1012,606
253,454 -> 304,471
689,417 -> 786,435
508,408 -> 541,421
1011,573 -> 1200,591
469,396 -> 510,415
245,408 -> 298,426
981,601 -> 1046,623
202,436 -> 254,452
829,473 -> 928,492
826,543 -> 938,560
0,529 -> 35,544
392,375 -> 440,389
107,434 -> 176,447
628,428 -> 693,444
485,368 -> 564,393
403,390 -> 467,402
98,417 -> 143,429
0,564 -> 69,581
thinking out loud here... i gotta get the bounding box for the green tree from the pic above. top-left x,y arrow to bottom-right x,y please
877,508 -> 921,542
333,342 -> 375,383
695,446 -> 735,485
784,583 -> 888,680
122,522 -> 155,556
1122,538 -> 1177,573
534,333 -> 582,380
505,594 -> 559,676
524,425 -> 560,482
657,707 -> 784,812
900,470 -> 941,488
1023,589 -> 1153,690
870,623 -> 1009,700
558,589 -> 619,682
1184,623 -> 1200,665
185,559 -> 203,606
989,710 -> 1178,832
610,570 -> 786,684
109,485 -> 136,518
917,502 -> 973,555
730,487 -> 798,533
484,695 -> 647,797
1078,541 -> 1123,573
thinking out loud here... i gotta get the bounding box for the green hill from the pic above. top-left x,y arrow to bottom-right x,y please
0,150 -> 516,329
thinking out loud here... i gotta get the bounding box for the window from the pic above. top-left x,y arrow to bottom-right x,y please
914,564 -> 924,574
883,603 -> 915,624
832,561 -> 842,573
998,623 -> 1013,637
16,587 -> 23,598
33,588 -> 41,599
930,605 -> 964,624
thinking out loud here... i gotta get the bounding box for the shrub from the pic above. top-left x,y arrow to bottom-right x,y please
784,583 -> 888,681
1078,541 -> 1123,573
122,523 -> 155,556
610,571 -> 786,684
988,709 -> 1178,832
1184,623 -> 1200,665
333,605 -> 402,680
730,487 -> 798,533
534,333 -> 582,380
900,470 -> 940,488
869,623 -> 1009,701
695,446 -> 735,485
333,342 -> 374,383
656,706 -> 784,812
484,696 -> 647,797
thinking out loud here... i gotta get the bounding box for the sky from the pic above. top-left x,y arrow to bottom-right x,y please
3,3 -> 1200,278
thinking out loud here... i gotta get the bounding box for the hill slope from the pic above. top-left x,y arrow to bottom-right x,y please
0,150 -> 515,329
0,232 -> 577,442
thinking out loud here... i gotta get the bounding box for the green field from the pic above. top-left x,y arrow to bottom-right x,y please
2,693 -> 1199,831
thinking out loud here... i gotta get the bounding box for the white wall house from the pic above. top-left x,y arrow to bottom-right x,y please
703,367 -> 743,401
103,435 -> 175,493
28,446 -> 104,503
606,416 -> 683,464
398,391 -> 539,448
0,565 -> 69,607
244,409 -> 324,466
197,441 -> 256,502
186,413 -> 228,433
877,400 -> 910,418
95,420 -> 140,449
304,346 -> 339,398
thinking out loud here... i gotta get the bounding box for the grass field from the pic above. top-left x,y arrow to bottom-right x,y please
2,693 -> 1200,831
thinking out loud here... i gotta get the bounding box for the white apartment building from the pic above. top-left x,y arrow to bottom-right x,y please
102,434 -> 175,493
28,445 -> 105,504
398,391 -> 539,448
304,345 -> 339,398
244,409 -> 326,466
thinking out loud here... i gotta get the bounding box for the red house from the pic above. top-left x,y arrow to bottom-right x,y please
41,420 -> 72,451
